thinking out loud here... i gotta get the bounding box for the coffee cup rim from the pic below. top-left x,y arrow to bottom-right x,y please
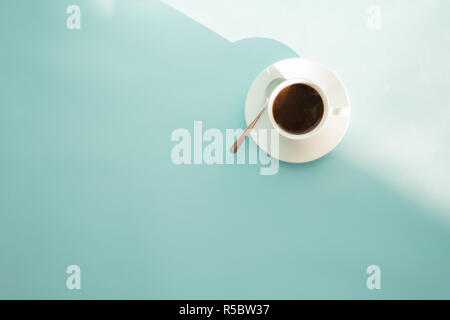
267,78 -> 330,140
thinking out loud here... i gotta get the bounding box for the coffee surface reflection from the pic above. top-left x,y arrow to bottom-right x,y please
272,84 -> 324,134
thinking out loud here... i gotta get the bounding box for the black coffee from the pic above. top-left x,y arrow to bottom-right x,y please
272,84 -> 324,134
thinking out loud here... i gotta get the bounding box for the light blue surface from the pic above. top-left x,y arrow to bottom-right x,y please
0,0 -> 449,299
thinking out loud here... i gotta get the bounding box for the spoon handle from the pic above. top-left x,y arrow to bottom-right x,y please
230,108 -> 266,154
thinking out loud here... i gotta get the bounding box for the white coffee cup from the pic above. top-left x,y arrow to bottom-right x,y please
267,78 -> 350,140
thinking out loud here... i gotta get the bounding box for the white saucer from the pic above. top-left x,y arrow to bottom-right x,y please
245,58 -> 351,163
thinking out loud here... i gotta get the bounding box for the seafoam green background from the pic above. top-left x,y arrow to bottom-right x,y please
0,0 -> 449,299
